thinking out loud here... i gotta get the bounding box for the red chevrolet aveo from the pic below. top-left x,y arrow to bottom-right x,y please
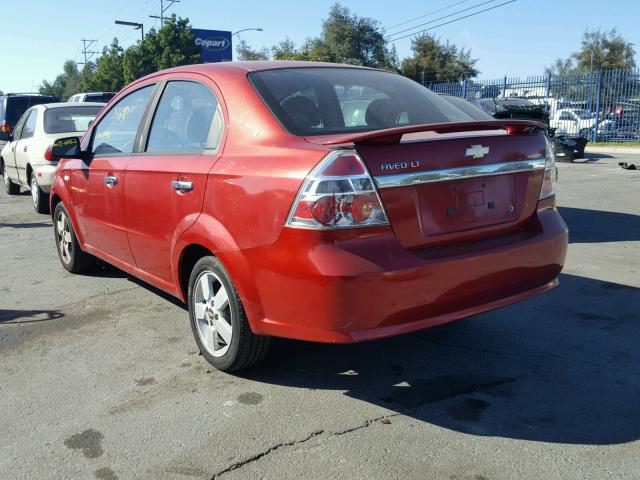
49,62 -> 568,371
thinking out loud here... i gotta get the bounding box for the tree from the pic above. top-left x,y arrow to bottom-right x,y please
271,38 -> 300,60
236,39 -> 269,60
400,34 -> 478,83
301,3 -> 396,69
123,15 -> 200,83
82,38 -> 125,92
547,28 -> 636,75
39,60 -> 82,99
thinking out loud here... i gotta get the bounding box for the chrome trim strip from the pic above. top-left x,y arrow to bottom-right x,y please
374,158 -> 546,189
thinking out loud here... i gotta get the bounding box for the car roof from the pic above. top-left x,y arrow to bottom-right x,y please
37,102 -> 106,109
132,61 -> 379,86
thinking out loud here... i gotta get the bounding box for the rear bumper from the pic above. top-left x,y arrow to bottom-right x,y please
32,163 -> 58,193
229,205 -> 568,343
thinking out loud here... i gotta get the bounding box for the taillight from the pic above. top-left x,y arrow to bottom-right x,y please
0,121 -> 12,134
44,145 -> 58,162
286,150 -> 389,229
539,137 -> 557,200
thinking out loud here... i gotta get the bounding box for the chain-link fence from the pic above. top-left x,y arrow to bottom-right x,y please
424,69 -> 640,142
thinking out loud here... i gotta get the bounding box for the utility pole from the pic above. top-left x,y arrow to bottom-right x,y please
149,0 -> 180,24
78,39 -> 99,65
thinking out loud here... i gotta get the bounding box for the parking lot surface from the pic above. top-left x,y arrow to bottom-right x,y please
1,153 -> 639,480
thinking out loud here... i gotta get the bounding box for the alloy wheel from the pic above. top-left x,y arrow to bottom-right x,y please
31,177 -> 39,209
192,271 -> 233,357
55,210 -> 73,264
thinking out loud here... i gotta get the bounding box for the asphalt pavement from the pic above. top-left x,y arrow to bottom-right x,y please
1,152 -> 639,480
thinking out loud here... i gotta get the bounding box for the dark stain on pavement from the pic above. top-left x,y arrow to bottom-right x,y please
135,377 -> 157,386
237,392 -> 263,405
446,398 -> 491,422
64,429 -> 104,458
94,467 -> 118,480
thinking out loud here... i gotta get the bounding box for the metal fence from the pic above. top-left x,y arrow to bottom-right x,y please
425,69 -> 640,143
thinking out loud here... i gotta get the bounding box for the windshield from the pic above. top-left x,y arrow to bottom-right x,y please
573,109 -> 594,119
84,93 -> 115,103
44,105 -> 102,134
249,68 -> 472,136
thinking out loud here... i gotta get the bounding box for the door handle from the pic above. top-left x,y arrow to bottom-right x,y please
23,146 -> 27,152
171,180 -> 193,192
104,175 -> 118,187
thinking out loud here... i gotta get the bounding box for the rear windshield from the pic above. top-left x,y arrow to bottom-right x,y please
4,96 -> 59,128
441,95 -> 494,121
84,93 -> 115,103
44,105 -> 103,134
249,68 -> 472,136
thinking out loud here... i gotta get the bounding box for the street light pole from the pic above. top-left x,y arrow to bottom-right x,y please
115,20 -> 144,42
232,28 -> 263,37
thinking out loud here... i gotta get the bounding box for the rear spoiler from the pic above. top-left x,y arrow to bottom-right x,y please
307,120 -> 548,146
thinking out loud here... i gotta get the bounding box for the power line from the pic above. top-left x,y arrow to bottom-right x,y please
386,0 -> 500,41
149,0 -> 180,24
78,39 -> 100,65
386,0 -> 470,32
386,0 -> 517,43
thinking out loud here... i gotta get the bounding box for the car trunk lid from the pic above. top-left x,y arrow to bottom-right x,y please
305,121 -> 547,249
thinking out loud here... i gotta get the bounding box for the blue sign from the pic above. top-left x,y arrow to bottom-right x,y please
193,29 -> 233,63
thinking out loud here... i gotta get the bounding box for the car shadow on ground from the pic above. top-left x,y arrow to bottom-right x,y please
242,272 -> 639,446
0,222 -> 51,229
0,308 -> 64,323
559,206 -> 640,243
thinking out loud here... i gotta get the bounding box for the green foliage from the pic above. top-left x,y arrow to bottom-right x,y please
236,40 -> 269,60
39,60 -> 82,99
40,16 -> 200,97
547,28 -> 636,75
400,34 -> 478,83
241,3 -> 397,69
123,15 -> 200,83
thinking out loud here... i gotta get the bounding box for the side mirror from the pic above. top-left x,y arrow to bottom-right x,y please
0,132 -> 12,142
51,136 -> 84,159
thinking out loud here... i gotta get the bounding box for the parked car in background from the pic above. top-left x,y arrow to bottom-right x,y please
68,92 -> 116,104
550,108 -> 599,137
473,97 -> 550,124
48,62 -> 567,372
0,93 -> 59,151
0,102 -> 103,213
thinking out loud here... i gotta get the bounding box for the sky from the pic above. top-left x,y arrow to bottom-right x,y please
1,0 -> 639,92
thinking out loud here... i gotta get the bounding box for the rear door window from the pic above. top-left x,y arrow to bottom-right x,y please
21,109 -> 38,139
92,85 -> 154,155
146,81 -> 222,154
250,68 -> 472,136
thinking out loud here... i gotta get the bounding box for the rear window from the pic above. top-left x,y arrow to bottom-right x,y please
441,95 -> 494,121
4,96 -> 59,128
44,105 -> 103,134
84,93 -> 115,103
249,68 -> 472,136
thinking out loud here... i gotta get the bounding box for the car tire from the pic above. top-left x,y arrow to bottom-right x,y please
53,202 -> 96,274
31,172 -> 49,214
188,256 -> 270,372
2,161 -> 20,195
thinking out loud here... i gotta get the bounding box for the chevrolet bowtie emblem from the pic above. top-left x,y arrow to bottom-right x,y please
465,144 -> 490,159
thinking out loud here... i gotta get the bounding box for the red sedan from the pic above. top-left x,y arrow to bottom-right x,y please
49,62 -> 568,371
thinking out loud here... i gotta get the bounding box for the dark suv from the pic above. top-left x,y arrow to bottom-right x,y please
0,93 -> 60,149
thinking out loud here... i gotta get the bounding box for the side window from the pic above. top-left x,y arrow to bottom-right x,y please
12,112 -> 27,140
92,85 -> 154,155
146,81 -> 221,154
559,111 -> 574,121
21,110 -> 38,139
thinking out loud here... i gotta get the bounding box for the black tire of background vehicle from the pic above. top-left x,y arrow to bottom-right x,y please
2,161 -> 20,195
53,202 -> 97,274
573,147 -> 585,160
31,172 -> 50,214
188,256 -> 271,372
